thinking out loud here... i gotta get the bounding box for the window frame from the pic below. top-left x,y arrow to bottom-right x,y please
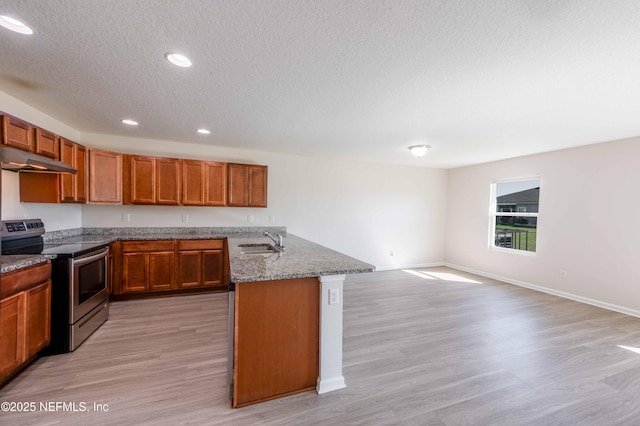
489,176 -> 541,255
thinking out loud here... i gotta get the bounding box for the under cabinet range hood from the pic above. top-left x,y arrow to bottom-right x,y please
1,147 -> 77,174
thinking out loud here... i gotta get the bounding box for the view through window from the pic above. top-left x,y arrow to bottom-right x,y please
491,178 -> 540,253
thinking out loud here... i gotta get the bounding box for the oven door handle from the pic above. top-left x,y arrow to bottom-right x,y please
73,247 -> 109,267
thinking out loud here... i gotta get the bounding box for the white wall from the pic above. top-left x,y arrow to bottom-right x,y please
1,89 -> 448,268
81,133 -> 448,269
445,138 -> 640,314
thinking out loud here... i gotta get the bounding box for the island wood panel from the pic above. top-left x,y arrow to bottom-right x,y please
233,277 -> 319,408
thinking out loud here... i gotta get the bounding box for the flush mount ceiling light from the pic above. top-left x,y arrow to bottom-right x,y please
196,128 -> 211,135
165,52 -> 192,68
0,15 -> 34,35
409,144 -> 431,158
121,119 -> 138,126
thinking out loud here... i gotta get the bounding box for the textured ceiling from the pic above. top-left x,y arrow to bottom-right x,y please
0,0 -> 639,168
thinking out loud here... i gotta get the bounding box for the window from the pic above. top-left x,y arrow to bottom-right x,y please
491,178 -> 540,253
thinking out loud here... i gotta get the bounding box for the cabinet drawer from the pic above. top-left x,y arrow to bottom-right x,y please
178,239 -> 224,251
1,262 -> 51,299
122,240 -> 175,252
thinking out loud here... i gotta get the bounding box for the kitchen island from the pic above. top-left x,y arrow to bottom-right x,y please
226,233 -> 374,407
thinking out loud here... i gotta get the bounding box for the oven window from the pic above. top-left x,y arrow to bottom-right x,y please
77,258 -> 106,304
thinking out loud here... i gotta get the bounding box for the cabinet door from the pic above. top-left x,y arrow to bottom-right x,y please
178,251 -> 202,288
59,140 -> 88,203
181,160 -> 205,206
34,128 -> 59,159
130,156 -> 156,204
205,162 -> 227,206
227,163 -> 248,206
149,252 -> 175,291
59,138 -> 76,202
248,165 -> 268,207
89,149 -> 122,204
202,249 -> 224,287
122,253 -> 149,293
25,281 -> 51,356
1,115 -> 34,151
75,144 -> 88,203
156,158 -> 180,205
0,293 -> 25,383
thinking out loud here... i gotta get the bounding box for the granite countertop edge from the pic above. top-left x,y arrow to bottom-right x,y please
1,254 -> 57,274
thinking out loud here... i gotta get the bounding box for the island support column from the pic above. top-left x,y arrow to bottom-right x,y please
317,274 -> 347,394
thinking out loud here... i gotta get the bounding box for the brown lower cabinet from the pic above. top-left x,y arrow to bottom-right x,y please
0,262 -> 52,385
112,239 -> 227,296
177,240 -> 225,288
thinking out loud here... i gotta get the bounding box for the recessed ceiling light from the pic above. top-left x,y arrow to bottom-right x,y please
0,15 -> 34,35
196,128 -> 210,135
165,53 -> 192,68
122,119 -> 138,126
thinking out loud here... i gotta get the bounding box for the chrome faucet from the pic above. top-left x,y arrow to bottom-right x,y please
264,231 -> 285,250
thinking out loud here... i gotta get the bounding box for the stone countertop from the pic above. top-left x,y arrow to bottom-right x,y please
227,234 -> 375,283
1,254 -> 55,274
6,226 -> 375,283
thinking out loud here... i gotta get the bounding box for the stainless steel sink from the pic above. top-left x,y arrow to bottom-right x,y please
238,243 -> 279,254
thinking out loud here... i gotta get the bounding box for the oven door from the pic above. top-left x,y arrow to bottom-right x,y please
70,247 -> 109,324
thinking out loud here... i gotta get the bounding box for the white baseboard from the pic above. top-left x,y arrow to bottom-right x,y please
374,261 -> 445,271
445,263 -> 640,319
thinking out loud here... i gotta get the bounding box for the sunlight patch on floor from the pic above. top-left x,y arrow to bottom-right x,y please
402,269 -> 481,284
618,345 -> 640,355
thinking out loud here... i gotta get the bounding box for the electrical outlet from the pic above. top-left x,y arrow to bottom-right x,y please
247,215 -> 254,223
182,214 -> 189,223
329,288 -> 339,305
560,270 -> 568,279
389,250 -> 394,257
122,213 -> 130,222
269,215 -> 276,223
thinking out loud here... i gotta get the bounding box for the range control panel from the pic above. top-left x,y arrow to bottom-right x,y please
1,219 -> 45,241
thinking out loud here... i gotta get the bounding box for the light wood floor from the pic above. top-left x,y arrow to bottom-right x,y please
3,267 -> 640,425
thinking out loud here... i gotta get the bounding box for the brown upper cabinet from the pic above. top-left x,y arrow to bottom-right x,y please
34,128 -> 59,159
227,163 -> 268,207
1,115 -> 34,152
59,138 -> 88,203
18,137 -> 88,204
89,149 -> 122,204
124,155 -> 181,205
181,160 -> 227,206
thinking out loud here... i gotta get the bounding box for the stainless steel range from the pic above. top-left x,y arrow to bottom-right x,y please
1,219 -> 109,354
